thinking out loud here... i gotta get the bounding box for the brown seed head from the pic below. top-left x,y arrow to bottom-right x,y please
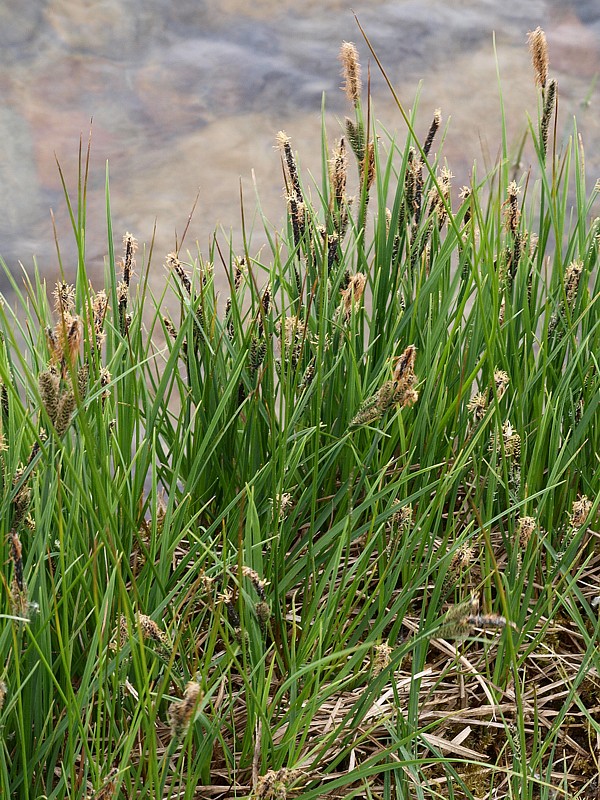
272,491 -> 293,520
423,108 -> 442,158
168,680 -> 202,740
518,516 -> 537,547
501,420 -> 521,459
362,140 -> 376,192
570,495 -> 593,529
276,131 -> 302,205
55,390 -> 76,436
53,282 -> 76,316
122,231 -> 137,286
468,391 -> 488,422
372,641 -> 393,676
329,137 -> 348,212
341,272 -> 367,318
166,252 -> 191,295
564,260 -> 583,307
92,290 -> 108,336
137,613 -> 169,646
10,575 -> 29,619
242,566 -> 268,600
449,542 -> 475,574
255,601 -> 271,626
339,41 -> 362,105
254,768 -> 299,800
393,345 -> 417,383
494,369 -> 510,400
527,27 -> 549,89
39,370 -> 60,424
390,501 -> 413,532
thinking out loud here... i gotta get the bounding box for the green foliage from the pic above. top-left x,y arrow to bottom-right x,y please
0,34 -> 598,800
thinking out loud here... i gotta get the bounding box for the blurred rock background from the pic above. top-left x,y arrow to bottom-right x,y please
0,0 -> 598,292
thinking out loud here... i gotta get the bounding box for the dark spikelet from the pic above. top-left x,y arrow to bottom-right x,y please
10,530 -> 24,590
540,78 -> 557,160
243,566 -> 268,600
220,590 -> 240,628
276,131 -> 303,207
257,286 -> 271,337
234,257 -> 245,290
0,382 -> 8,423
12,468 -> 31,528
122,232 -> 137,287
255,601 -> 271,628
352,345 -> 418,426
163,317 -> 178,341
225,298 -> 235,341
166,252 -> 191,296
327,231 -> 339,274
249,337 -> 267,376
117,281 -> 129,336
360,140 -> 376,195
46,325 -> 62,364
423,108 -> 441,158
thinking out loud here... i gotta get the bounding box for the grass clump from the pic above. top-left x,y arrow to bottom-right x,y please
0,26 -> 599,800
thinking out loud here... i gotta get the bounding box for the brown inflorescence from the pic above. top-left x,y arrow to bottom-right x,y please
168,681 -> 202,741
352,345 -> 418,426
527,27 -> 549,91
339,41 -> 362,106
372,641 -> 393,676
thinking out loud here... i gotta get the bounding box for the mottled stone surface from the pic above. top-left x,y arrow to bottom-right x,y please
0,0 -> 597,293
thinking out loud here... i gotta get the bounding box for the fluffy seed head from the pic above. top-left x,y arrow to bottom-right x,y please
527,27 -> 549,89
570,495 -> 593,529
341,272 -> 367,318
468,391 -> 488,422
518,516 -> 536,547
373,642 -> 393,676
53,282 -> 75,316
339,41 -> 362,104
564,260 -> 583,306
494,369 -> 510,400
168,681 -> 202,741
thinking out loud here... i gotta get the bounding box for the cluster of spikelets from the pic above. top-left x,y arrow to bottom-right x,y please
20,29 -> 595,799
251,767 -> 302,800
352,345 -> 418,426
107,562 -> 270,750
5,233 -> 136,626
527,26 -> 556,160
435,595 -> 517,642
